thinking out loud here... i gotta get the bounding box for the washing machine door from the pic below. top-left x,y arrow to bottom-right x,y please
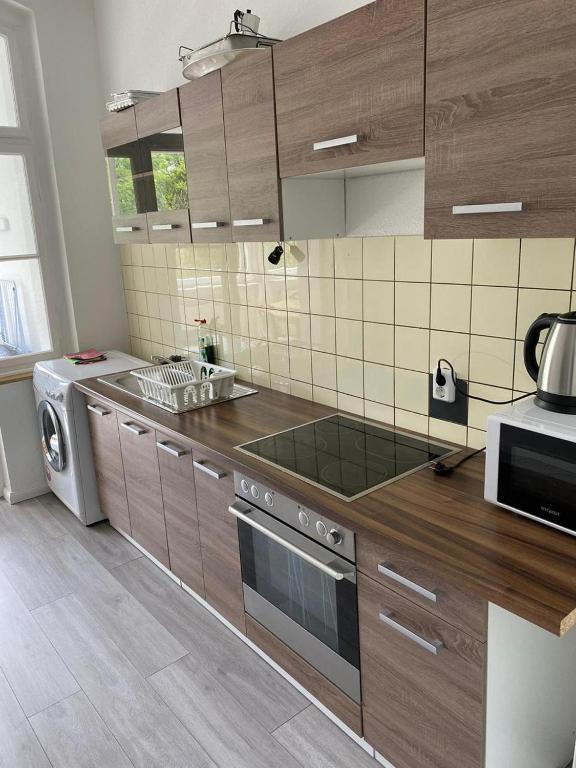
38,400 -> 66,472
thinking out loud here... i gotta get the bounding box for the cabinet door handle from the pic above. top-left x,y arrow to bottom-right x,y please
313,134 -> 358,151
87,404 -> 110,417
452,202 -> 523,215
379,611 -> 443,655
191,221 -> 220,229
193,459 -> 225,479
156,440 -> 188,457
115,226 -> 139,232
378,563 -> 438,603
121,421 -> 148,436
232,218 -> 265,227
152,223 -> 178,231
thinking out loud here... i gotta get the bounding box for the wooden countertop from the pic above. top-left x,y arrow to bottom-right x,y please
76,376 -> 576,638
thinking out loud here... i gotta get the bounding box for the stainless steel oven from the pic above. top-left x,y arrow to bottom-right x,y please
230,473 -> 360,703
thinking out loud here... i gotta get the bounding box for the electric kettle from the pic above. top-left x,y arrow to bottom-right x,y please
524,312 -> 576,413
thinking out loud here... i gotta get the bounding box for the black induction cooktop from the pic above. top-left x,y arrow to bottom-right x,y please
236,414 -> 458,501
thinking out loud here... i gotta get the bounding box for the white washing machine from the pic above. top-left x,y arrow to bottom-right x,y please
33,351 -> 147,525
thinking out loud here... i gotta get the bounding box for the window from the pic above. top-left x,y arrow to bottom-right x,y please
0,8 -> 55,370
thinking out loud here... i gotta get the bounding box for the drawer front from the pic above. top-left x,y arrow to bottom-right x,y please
156,431 -> 204,596
359,574 -> 485,768
146,210 -> 191,244
357,533 -> 487,641
85,399 -> 131,536
118,417 -> 170,567
194,449 -> 245,633
112,214 -> 149,245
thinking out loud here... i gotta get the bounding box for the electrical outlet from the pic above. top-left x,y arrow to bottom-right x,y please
432,365 -> 456,403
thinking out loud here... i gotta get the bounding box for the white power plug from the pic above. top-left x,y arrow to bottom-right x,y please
432,364 -> 456,403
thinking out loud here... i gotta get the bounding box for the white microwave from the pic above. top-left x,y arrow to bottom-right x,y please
485,397 -> 576,537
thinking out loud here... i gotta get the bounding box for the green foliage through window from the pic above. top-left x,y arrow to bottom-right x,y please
113,157 -> 137,215
152,151 -> 188,211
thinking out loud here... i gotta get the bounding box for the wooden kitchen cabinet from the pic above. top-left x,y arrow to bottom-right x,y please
425,0 -> 576,239
359,573 -> 485,768
273,0 -> 425,178
179,73 -> 232,244
155,431 -> 205,596
118,416 -> 170,568
85,398 -> 131,536
221,49 -> 282,243
193,448 -> 246,632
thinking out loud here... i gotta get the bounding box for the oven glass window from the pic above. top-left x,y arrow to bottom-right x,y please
238,521 -> 359,669
498,424 -> 576,531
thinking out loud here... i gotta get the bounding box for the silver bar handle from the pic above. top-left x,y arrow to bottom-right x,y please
379,611 -> 443,655
191,221 -> 220,229
115,226 -> 139,232
193,459 -> 225,480
120,422 -> 148,436
232,218 -> 265,227
313,134 -> 358,151
452,202 -> 523,215
87,404 -> 110,417
156,440 -> 188,457
228,502 -> 345,581
152,223 -> 177,231
378,563 -> 438,603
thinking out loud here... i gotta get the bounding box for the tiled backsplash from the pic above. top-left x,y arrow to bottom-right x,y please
120,236 -> 576,448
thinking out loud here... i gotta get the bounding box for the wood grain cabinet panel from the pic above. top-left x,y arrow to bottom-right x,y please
425,0 -> 576,238
111,214 -> 149,245
193,449 -> 246,632
273,0 -> 425,178
135,89 -> 181,139
359,574 -> 485,768
118,418 -> 170,568
179,74 -> 232,244
85,399 -> 131,536
221,49 -> 282,243
155,432 -> 205,597
100,108 -> 137,150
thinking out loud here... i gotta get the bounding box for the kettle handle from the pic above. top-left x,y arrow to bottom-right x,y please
524,313 -> 558,383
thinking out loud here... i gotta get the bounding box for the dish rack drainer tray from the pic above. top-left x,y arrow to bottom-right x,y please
131,360 -> 236,413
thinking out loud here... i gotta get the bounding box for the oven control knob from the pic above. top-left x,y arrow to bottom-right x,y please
240,479 -> 250,493
264,492 -> 274,507
250,485 -> 260,499
298,510 -> 309,527
316,520 -> 327,537
326,529 -> 342,546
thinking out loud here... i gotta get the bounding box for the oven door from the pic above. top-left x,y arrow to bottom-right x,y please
497,423 -> 576,534
229,499 -> 360,702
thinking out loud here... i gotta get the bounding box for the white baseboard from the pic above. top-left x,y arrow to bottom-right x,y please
3,484 -> 50,504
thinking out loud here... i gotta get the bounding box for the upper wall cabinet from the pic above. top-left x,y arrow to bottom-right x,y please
221,49 -> 282,242
273,0 -> 425,178
425,0 -> 576,239
179,73 -> 232,244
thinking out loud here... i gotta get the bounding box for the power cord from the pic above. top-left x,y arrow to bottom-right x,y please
432,446 -> 486,476
436,359 -> 535,405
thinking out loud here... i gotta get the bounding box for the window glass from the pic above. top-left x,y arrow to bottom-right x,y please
0,154 -> 37,256
0,259 -> 50,358
0,35 -> 18,127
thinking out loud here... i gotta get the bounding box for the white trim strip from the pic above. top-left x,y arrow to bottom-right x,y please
452,202 -> 523,215
313,134 -> 358,151
191,221 -> 219,229
233,218 -> 265,227
151,223 -> 177,231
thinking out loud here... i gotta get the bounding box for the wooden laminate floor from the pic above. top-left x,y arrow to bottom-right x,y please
0,493 -> 378,768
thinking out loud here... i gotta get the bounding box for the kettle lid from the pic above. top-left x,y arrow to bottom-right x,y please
557,311 -> 576,324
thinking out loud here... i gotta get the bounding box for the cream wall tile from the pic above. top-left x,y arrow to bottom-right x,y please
153,244 -> 167,267
136,292 -> 149,315
513,341 -> 541,393
289,347 -> 312,383
246,274 -> 266,307
180,245 -> 195,269
266,275 -> 288,309
311,315 -> 336,354
212,273 -> 229,304
467,428 -> 486,450
263,241 -> 285,274
235,365 -> 252,382
395,368 -> 428,414
395,326 -> 429,372
337,393 -> 364,417
429,330 -> 470,378
395,409 -> 428,434
269,343 -> 290,376
363,281 -> 394,324
252,370 -> 271,387
132,266 -> 145,292
519,238 -> 574,289
141,244 -> 155,267
363,237 -> 394,281
120,245 -> 131,266
309,278 -> 335,316
138,316 -> 150,340
166,245 -> 180,269
186,326 -> 200,354
125,290 -> 138,315
143,267 -> 156,292
471,286 -> 517,339
226,243 -> 246,272
288,312 -> 311,348
230,305 -> 249,336
395,283 -> 430,327
168,269 -> 182,297
431,240 -> 473,284
364,400 -> 394,426
431,284 -> 471,333
173,323 -> 188,350
334,238 -> 362,278
309,239 -> 334,278
467,383 -> 512,430
472,239 -> 520,286
336,319 -> 362,359
291,381 -> 313,400
312,351 -> 337,390
131,245 -> 143,267
210,244 -> 227,271
198,300 -> 214,327
214,302 -> 231,333
313,386 -> 338,407
267,310 -> 289,345
158,294 -> 172,321
244,242 -> 264,273
335,279 -> 362,320
469,335 -> 514,388
233,335 -> 251,367
216,332 -> 233,362
286,276 -> 310,312
364,322 -> 394,366
121,266 -> 134,291
250,338 -> 269,371
337,356 -> 363,397
156,269 -> 170,295
194,244 -> 211,270
516,288 -> 570,339
395,237 -> 431,282
248,306 -> 268,340
228,273 -> 247,305
181,269 -> 196,298
285,241 -> 309,276
195,271 -> 212,301
363,362 -> 394,405
271,374 -> 290,393
184,297 -> 199,325
429,418 -> 467,445
161,320 -> 174,347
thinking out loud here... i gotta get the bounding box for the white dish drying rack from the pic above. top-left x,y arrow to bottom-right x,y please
131,360 -> 236,413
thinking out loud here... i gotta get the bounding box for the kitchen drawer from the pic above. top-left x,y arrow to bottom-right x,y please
357,533 -> 487,641
156,431 -> 204,597
359,574 -> 485,768
194,449 -> 245,633
146,210 -> 191,244
111,214 -> 149,245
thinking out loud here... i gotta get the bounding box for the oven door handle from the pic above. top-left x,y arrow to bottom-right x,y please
228,502 -> 346,581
